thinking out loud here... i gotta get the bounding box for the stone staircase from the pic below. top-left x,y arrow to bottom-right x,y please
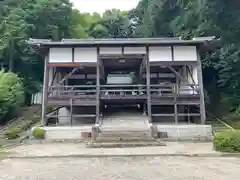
88,114 -> 164,148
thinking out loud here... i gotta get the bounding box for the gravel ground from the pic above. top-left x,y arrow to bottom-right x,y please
5,142 -> 217,157
1,156 -> 240,180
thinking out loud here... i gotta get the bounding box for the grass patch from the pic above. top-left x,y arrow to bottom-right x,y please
230,121 -> 240,129
4,129 -> 21,139
1,106 -> 41,141
4,116 -> 40,139
222,113 -> 240,129
213,130 -> 240,152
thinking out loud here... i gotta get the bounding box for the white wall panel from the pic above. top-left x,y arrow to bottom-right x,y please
174,46 -> 197,61
124,47 -> 146,54
149,46 -> 172,62
74,47 -> 97,63
49,48 -> 72,63
100,47 -> 122,54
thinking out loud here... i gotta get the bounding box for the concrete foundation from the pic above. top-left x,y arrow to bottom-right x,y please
40,124 -> 213,141
43,126 -> 91,140
156,124 -> 212,140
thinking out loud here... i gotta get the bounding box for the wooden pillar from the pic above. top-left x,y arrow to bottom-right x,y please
174,104 -> 178,124
182,65 -> 187,83
146,47 -> 152,123
174,79 -> 178,124
197,48 -> 206,124
70,98 -> 73,126
96,47 -> 100,124
41,54 -> 49,126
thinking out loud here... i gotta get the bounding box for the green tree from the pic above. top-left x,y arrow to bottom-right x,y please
132,0 -> 240,114
0,70 -> 24,122
0,0 -> 74,104
88,9 -> 133,38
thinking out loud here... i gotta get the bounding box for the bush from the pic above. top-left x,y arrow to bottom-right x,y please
4,129 -> 21,139
0,70 -> 24,122
32,127 -> 45,139
213,131 -> 240,152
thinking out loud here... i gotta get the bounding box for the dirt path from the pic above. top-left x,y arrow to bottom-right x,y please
1,156 -> 239,180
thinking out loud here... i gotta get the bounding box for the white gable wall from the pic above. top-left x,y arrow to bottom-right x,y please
48,45 -> 198,63
100,47 -> 122,54
174,46 -> 197,61
49,48 -> 72,63
124,47 -> 146,54
149,46 -> 172,62
74,47 -> 97,63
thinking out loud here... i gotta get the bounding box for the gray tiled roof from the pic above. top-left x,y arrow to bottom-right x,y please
27,37 -> 217,47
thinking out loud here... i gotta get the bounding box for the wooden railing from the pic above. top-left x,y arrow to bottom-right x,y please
150,84 -> 199,96
100,85 -> 146,97
48,84 -> 200,98
48,85 -> 97,98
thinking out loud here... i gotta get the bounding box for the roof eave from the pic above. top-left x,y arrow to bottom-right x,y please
26,36 -> 219,48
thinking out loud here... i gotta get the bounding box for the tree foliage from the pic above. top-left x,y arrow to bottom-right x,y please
88,9 -> 133,38
0,0 -> 75,107
131,0 -> 240,114
0,70 -> 24,121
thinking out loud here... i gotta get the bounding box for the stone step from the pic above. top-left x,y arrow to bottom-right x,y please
95,138 -> 155,142
87,140 -> 165,148
100,128 -> 149,132
95,126 -> 154,142
96,135 -> 154,142
100,127 -> 149,132
99,131 -> 150,136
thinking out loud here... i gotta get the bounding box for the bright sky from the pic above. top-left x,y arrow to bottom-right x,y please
71,0 -> 140,14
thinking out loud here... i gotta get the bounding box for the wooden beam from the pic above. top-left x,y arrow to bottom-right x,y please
171,46 -> 174,61
152,113 -> 200,117
146,46 -> 152,123
197,49 -> 206,124
167,65 -> 198,92
96,47 -> 100,124
186,65 -> 197,85
70,98 -> 73,126
48,63 -> 81,67
72,48 -> 75,62
48,114 -> 96,118
48,67 -> 80,96
150,61 -> 197,66
58,67 -> 79,85
139,57 -> 146,75
142,73 -> 175,78
41,54 -> 49,126
99,59 -> 105,77
49,70 -> 57,87
174,77 -> 178,124
167,66 -> 185,82
100,54 -> 145,59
